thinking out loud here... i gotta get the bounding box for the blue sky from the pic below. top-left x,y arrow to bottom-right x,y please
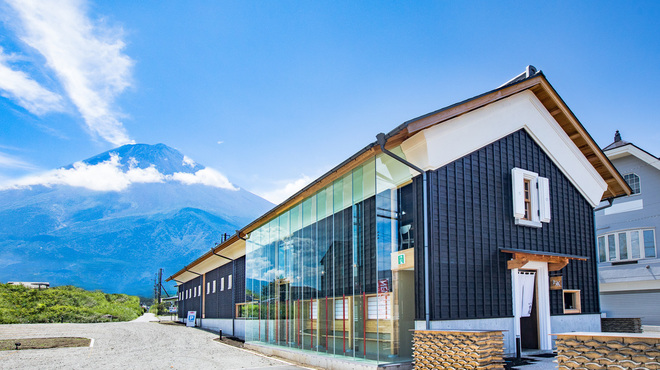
0,1 -> 658,203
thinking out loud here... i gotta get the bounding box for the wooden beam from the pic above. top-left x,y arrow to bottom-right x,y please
548,260 -> 570,271
508,257 -> 529,270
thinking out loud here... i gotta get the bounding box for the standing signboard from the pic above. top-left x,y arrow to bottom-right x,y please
187,311 -> 197,327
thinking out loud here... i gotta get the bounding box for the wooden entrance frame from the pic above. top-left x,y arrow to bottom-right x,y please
501,248 -> 588,271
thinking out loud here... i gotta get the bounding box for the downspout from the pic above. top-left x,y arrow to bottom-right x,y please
185,267 -> 203,326
212,246 -> 236,336
173,278 -> 185,321
376,133 -> 431,330
593,197 -> 615,322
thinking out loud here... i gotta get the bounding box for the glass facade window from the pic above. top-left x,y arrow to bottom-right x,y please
245,150 -> 416,364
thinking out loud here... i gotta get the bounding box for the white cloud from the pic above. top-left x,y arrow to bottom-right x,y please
170,168 -> 238,190
182,155 -> 196,168
1,153 -> 163,191
217,141 -> 224,145
6,0 -> 134,146
0,153 -> 238,192
255,175 -> 313,204
0,151 -> 37,170
0,47 -> 65,114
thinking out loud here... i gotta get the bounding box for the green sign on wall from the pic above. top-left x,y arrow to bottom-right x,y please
398,254 -> 405,265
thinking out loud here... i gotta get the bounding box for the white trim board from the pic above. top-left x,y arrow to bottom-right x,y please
603,199 -> 644,215
400,90 -> 608,207
606,144 -> 660,171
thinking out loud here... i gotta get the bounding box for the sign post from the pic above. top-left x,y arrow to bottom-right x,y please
187,311 -> 197,327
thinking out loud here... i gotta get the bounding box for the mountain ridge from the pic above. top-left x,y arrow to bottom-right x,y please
0,143 -> 272,296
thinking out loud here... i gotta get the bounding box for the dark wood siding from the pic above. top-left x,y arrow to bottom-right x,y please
418,129 -> 599,320
178,276 -> 202,318
204,256 -> 246,319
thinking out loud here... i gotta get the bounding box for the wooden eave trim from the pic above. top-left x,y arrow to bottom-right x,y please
529,80 -> 631,199
166,234 -> 241,282
503,250 -> 587,272
169,73 -> 630,283
167,146 -> 383,283
405,74 -> 629,200
407,76 -> 546,134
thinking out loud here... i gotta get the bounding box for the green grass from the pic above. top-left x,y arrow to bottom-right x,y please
0,337 -> 91,351
0,284 -> 143,324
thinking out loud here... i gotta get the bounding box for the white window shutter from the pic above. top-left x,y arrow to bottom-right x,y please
538,177 -> 551,222
512,168 -> 526,219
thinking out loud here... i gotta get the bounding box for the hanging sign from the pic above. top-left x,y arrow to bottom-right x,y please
550,276 -> 562,290
187,311 -> 197,327
378,279 -> 389,293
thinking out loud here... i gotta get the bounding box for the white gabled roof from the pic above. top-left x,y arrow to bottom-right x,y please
605,143 -> 660,172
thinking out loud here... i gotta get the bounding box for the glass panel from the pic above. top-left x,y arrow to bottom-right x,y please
618,233 -> 628,260
245,157 -> 405,365
630,231 -> 641,259
644,230 -> 656,258
608,235 -> 616,261
598,236 -> 607,262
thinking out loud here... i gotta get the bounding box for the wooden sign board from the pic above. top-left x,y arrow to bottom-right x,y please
550,276 -> 562,290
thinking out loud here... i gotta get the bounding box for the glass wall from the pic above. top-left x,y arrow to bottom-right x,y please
245,150 -> 415,364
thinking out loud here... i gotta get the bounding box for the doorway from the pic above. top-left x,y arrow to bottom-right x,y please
518,271 -> 538,349
512,261 -> 552,351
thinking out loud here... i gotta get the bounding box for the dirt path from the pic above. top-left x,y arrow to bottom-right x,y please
0,318 -> 304,369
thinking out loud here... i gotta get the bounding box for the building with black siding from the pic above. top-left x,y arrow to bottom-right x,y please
167,66 -> 630,366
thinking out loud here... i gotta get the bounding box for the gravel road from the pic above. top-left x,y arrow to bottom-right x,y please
0,315 -> 305,369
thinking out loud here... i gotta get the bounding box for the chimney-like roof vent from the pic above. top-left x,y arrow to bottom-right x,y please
499,65 -> 540,88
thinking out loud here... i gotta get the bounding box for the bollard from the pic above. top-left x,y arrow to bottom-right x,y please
219,329 -> 223,340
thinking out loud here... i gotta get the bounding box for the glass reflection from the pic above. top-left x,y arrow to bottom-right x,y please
245,152 -> 414,364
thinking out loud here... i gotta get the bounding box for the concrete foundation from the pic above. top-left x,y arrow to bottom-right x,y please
550,314 -> 601,346
245,343 -> 413,370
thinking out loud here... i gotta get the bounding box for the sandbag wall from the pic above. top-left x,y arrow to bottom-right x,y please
412,329 -> 504,369
555,332 -> 660,369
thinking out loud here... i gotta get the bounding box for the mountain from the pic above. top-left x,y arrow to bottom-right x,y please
0,144 -> 273,296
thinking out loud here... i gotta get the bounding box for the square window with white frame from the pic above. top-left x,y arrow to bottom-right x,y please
512,168 -> 551,227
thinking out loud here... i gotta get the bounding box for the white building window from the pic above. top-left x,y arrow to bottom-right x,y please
367,295 -> 392,319
221,277 -> 225,291
228,275 -> 232,290
598,229 -> 656,262
207,282 -> 210,294
212,280 -> 216,293
334,298 -> 348,320
193,287 -> 197,298
198,285 -> 201,296
623,173 -> 641,195
512,168 -> 551,227
310,300 -> 318,320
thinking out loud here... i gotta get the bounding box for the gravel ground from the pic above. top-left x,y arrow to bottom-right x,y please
0,315 -> 306,369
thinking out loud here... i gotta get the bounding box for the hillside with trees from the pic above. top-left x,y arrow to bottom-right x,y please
0,284 -> 143,324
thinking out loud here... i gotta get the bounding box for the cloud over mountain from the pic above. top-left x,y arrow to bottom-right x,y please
0,143 -> 238,192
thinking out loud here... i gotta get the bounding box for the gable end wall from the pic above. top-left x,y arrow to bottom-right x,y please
416,129 -> 599,320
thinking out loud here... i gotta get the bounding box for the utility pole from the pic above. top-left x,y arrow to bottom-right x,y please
157,268 -> 163,303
